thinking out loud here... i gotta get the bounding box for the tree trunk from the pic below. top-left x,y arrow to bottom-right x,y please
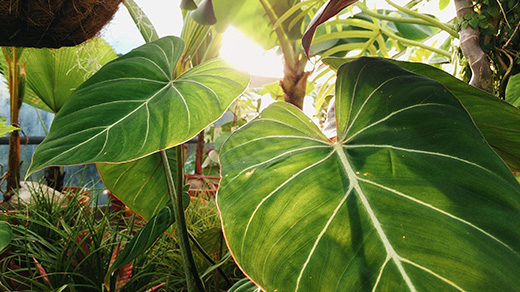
455,0 -> 493,92
4,48 -> 22,203
45,166 -> 65,192
5,129 -> 20,201
280,56 -> 310,109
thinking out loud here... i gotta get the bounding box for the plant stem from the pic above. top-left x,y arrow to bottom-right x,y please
4,47 -> 22,202
187,231 -> 233,286
259,0 -> 297,68
160,148 -> 204,292
381,27 -> 452,58
385,0 -> 458,38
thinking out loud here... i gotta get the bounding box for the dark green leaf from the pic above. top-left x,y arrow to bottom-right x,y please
394,12 -> 440,41
218,57 -> 520,291
28,36 -> 249,175
324,57 -> 520,171
201,251 -> 231,278
0,221 -> 12,252
194,227 -> 226,256
192,0 -> 217,25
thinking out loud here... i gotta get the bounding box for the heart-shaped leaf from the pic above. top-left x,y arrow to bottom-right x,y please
97,148 -> 177,220
218,57 -> 520,291
28,36 -> 249,175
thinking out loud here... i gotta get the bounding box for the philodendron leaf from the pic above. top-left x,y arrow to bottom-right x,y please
28,36 -> 249,175
0,221 -> 12,252
324,57 -> 520,171
218,57 -> 520,291
97,148 -> 177,220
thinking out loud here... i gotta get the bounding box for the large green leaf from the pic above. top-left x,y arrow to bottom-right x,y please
0,221 -> 12,252
218,57 -> 520,291
97,148 -> 177,220
28,36 -> 249,175
24,38 -> 117,113
324,57 -> 520,171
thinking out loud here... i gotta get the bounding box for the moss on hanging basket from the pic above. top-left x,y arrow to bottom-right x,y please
0,0 -> 122,48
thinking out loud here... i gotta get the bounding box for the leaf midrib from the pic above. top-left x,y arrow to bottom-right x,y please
333,142 -> 416,292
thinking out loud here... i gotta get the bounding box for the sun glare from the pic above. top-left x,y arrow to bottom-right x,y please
220,27 -> 284,78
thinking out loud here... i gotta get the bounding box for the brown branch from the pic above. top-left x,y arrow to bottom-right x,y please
454,0 -> 493,92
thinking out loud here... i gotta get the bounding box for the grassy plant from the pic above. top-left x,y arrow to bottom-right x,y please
146,196 -> 245,291
0,182 -> 169,291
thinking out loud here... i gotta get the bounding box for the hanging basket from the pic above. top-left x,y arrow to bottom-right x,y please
0,0 -> 122,48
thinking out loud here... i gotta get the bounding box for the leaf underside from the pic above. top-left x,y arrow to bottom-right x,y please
218,57 -> 520,292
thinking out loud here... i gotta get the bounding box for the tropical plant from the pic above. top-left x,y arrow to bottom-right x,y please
26,29 -> 248,292
16,1 -> 520,292
217,57 -> 520,291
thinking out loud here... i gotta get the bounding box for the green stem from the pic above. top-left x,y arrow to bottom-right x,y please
187,231 -> 233,286
381,27 -> 452,58
259,0 -> 297,68
4,47 -> 22,201
160,149 -> 204,292
385,0 -> 458,38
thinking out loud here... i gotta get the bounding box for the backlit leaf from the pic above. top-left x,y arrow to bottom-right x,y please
324,57 -> 520,171
218,57 -> 520,291
28,36 -> 249,175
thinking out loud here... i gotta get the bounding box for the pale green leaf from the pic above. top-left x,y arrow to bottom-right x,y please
24,37 -> 118,113
124,0 -> 160,43
0,116 -> 19,136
